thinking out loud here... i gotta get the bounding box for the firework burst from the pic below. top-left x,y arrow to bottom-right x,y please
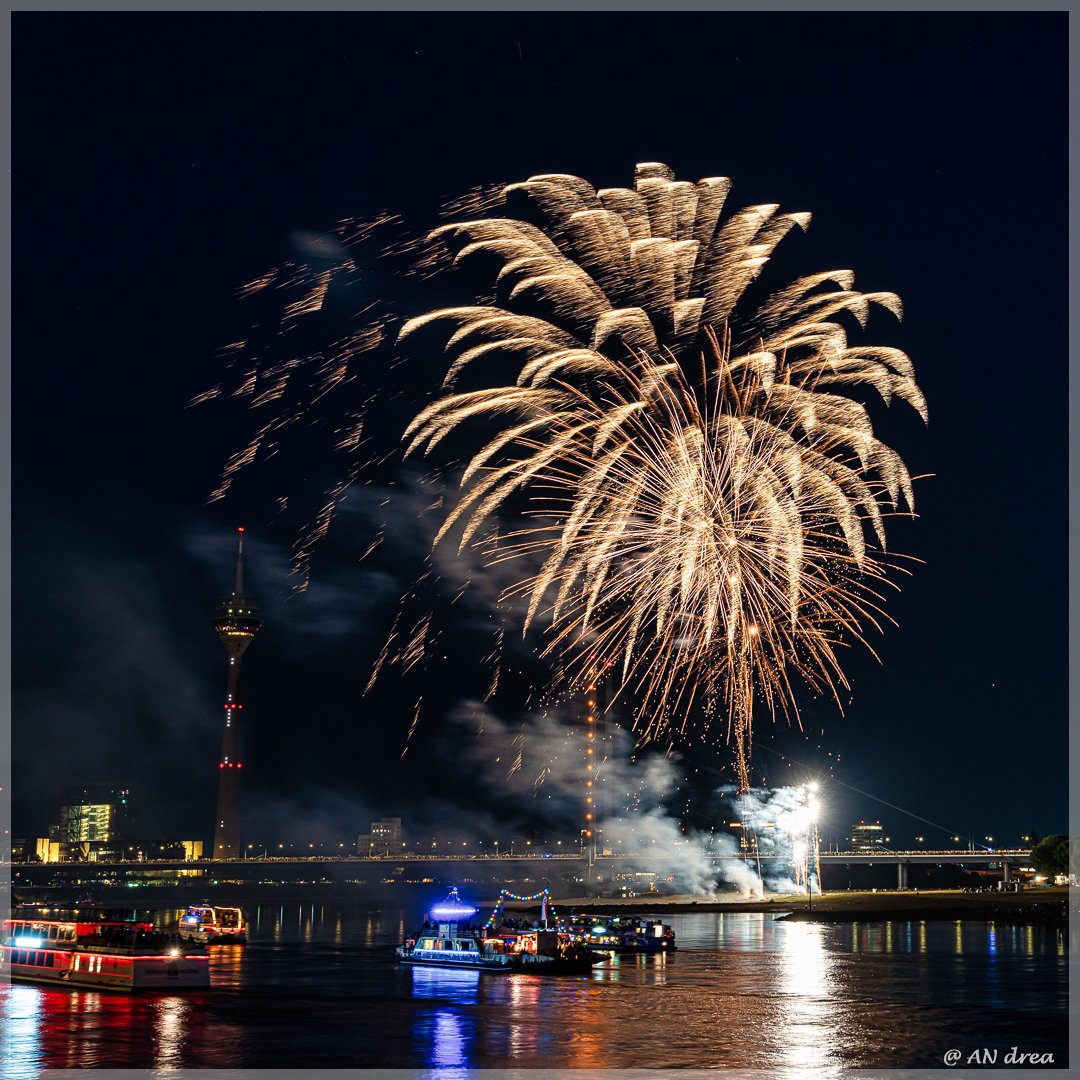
399,163 -> 926,790
203,162 -> 925,790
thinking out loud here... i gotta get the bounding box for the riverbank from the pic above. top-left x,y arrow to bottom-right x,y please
511,887 -> 1071,924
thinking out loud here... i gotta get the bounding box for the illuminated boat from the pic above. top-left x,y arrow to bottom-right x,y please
397,888 -> 513,971
396,888 -> 605,975
2,905 -> 210,991
180,903 -> 247,944
569,915 -> 677,953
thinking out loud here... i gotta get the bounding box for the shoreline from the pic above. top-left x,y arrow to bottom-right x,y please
507,887 -> 1072,924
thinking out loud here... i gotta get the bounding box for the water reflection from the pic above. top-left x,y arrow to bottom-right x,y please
208,944 -> 246,990
410,964 -> 481,1001
2,984 -> 42,1080
432,1008 -> 468,1068
407,968 -> 477,1075
505,974 -> 544,1059
152,996 -> 186,1070
2,904 -> 1066,1070
777,923 -> 832,1074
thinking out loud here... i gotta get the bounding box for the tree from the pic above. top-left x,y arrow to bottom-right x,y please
1030,834 -> 1070,879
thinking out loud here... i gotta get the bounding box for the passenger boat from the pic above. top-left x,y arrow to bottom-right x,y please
396,888 -> 606,975
2,904 -> 210,990
180,903 -> 247,944
569,914 -> 677,953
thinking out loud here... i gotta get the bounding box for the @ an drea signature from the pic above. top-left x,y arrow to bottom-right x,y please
944,1047 -> 1055,1066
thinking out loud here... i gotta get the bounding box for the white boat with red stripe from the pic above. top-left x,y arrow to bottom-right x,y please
3,904 -> 210,991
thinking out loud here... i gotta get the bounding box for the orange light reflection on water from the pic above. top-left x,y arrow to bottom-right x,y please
207,944 -> 246,990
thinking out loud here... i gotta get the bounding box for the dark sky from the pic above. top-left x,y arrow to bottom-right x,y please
12,12 -> 1068,852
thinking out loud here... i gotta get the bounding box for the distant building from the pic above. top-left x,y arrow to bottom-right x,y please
851,820 -> 886,851
35,838 -> 61,863
50,784 -> 135,853
365,818 -> 403,856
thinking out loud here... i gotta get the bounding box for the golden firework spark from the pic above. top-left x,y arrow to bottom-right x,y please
400,162 -> 926,791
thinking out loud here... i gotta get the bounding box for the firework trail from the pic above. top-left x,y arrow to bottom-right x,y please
398,163 -> 926,791
202,163 -> 925,791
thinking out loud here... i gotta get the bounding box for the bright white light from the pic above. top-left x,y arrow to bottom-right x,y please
12,937 -> 43,948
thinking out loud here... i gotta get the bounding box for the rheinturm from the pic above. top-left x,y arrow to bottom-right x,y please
212,527 -> 262,860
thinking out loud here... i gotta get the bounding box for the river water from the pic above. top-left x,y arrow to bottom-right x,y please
1,900 -> 1068,1073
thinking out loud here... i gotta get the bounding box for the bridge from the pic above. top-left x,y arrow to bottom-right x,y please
7,849 -> 1031,892
740,851 -> 1032,889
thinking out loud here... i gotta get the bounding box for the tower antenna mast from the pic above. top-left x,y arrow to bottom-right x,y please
211,527 -> 262,860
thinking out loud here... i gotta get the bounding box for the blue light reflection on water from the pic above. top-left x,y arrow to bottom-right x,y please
0,903 -> 1067,1072
410,963 -> 481,1001
2,984 -> 42,1080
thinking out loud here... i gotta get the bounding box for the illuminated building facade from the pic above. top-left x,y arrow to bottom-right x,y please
51,785 -> 135,852
367,818 -> 403,856
851,820 -> 886,851
59,803 -> 113,843
212,529 -> 262,860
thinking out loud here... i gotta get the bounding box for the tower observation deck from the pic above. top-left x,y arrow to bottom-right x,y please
212,528 -> 262,860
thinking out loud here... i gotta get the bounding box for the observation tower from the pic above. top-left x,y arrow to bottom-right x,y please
212,528 -> 262,860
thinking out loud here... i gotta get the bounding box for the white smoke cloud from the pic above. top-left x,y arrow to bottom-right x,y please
442,700 -> 730,895
713,784 -> 821,895
434,701 -> 821,898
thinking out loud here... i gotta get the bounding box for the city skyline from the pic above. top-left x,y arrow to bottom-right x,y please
11,12 -> 1068,855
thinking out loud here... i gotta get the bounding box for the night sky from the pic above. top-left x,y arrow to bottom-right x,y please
12,13 -> 1068,854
